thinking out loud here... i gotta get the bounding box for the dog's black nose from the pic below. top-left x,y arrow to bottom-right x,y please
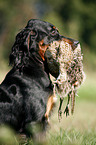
73,40 -> 79,47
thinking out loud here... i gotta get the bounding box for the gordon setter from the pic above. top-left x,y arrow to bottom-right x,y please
0,19 -> 79,135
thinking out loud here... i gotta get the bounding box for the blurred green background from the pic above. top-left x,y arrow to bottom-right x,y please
0,0 -> 96,144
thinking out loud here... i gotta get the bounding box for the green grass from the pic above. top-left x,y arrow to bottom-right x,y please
0,67 -> 96,145
47,128 -> 96,145
46,101 -> 96,145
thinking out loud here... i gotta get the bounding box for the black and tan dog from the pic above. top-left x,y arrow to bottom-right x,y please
0,19 -> 79,134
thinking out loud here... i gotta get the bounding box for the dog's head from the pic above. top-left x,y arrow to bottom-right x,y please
9,19 -> 79,77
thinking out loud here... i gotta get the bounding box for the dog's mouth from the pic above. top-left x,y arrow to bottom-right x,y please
39,36 -> 79,61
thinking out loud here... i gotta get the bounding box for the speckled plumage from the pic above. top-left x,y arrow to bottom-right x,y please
46,40 -> 85,116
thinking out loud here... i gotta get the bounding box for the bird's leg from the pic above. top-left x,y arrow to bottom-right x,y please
58,97 -> 64,121
71,90 -> 75,114
64,92 -> 71,117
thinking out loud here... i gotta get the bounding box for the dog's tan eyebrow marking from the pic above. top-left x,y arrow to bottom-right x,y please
53,26 -> 59,31
53,26 -> 56,29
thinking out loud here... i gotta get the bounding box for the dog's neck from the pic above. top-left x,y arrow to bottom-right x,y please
19,56 -> 47,78
14,60 -> 52,89
23,64 -> 45,76
13,53 -> 46,76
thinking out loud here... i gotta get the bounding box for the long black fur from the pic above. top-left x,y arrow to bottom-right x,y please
0,19 -> 61,133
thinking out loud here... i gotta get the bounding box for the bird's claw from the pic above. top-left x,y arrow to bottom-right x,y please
64,105 -> 69,117
58,110 -> 62,121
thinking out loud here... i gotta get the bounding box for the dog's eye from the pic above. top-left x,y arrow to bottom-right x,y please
51,30 -> 58,36
51,30 -> 56,35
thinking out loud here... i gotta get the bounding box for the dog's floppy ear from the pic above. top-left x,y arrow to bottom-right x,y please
9,29 -> 37,70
